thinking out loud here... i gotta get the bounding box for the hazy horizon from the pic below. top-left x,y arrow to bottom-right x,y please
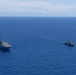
0,0 -> 76,17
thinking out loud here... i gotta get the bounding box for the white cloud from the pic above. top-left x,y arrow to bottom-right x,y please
0,0 -> 76,16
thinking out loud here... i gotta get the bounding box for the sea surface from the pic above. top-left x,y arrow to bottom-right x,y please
0,17 -> 76,75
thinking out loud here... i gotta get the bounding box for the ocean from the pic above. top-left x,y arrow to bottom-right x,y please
0,17 -> 76,75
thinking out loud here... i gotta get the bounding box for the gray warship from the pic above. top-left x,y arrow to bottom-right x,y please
64,40 -> 74,47
0,39 -> 12,50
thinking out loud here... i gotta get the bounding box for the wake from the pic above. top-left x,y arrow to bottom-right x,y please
37,34 -> 63,44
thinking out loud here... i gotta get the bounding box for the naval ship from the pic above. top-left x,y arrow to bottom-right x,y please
0,39 -> 12,50
64,40 -> 74,47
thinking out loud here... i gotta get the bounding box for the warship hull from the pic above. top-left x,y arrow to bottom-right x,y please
0,46 -> 11,50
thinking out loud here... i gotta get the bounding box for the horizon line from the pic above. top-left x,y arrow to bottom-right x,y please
0,16 -> 76,18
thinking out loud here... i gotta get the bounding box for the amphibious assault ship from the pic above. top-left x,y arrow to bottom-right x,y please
0,39 -> 12,50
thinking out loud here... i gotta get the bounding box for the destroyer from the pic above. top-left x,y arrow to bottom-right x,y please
64,41 -> 74,47
0,39 -> 12,50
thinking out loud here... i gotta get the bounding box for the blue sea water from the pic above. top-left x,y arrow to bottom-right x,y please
0,17 -> 76,75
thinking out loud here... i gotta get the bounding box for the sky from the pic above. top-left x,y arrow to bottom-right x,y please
0,0 -> 76,17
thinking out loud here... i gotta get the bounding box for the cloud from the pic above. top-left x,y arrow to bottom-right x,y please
0,0 -> 76,16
